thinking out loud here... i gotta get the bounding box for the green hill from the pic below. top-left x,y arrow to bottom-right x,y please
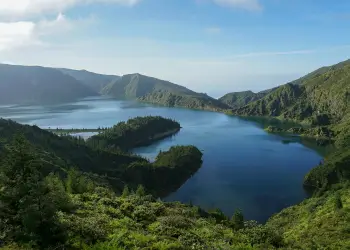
0,117 -> 201,196
232,59 -> 350,126
101,73 -> 229,111
0,64 -> 96,105
218,90 -> 266,109
87,116 -> 180,151
58,68 -> 119,93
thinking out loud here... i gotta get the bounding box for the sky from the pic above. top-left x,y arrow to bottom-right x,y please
0,0 -> 349,97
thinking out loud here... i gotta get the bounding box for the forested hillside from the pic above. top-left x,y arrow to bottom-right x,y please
0,64 -> 96,104
87,116 -> 180,150
0,118 -> 200,196
102,73 -> 229,111
218,90 -> 267,109
58,68 -> 119,93
232,59 -> 350,126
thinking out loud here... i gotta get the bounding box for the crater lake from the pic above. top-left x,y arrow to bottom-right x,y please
0,96 -> 324,222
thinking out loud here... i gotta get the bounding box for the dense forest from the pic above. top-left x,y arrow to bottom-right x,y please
0,118 -> 200,196
86,116 -> 181,151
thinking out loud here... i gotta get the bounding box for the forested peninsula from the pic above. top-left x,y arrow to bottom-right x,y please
86,116 -> 181,151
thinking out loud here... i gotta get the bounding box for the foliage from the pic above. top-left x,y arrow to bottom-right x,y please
267,182 -> 350,249
0,135 -> 69,248
218,91 -> 266,109
303,148 -> 350,189
232,60 -> 350,128
123,146 -> 203,196
87,116 -> 180,150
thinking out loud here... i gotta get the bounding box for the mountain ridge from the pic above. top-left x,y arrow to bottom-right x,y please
0,64 -> 96,105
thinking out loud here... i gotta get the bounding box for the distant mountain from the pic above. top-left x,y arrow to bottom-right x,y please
219,90 -> 266,109
232,59 -> 350,126
0,64 -> 96,105
58,68 -> 120,93
102,73 -> 229,111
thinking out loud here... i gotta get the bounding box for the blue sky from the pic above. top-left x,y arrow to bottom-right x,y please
0,0 -> 349,97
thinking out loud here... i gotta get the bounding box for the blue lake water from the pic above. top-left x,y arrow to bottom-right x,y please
0,97 -> 323,222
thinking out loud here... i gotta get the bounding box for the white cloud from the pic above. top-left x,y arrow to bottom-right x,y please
0,0 -> 141,18
212,0 -> 262,11
0,21 -> 39,51
0,13 -> 90,51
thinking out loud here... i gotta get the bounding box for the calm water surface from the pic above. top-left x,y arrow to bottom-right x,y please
0,97 -> 323,222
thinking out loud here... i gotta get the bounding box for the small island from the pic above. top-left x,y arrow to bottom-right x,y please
86,116 -> 181,151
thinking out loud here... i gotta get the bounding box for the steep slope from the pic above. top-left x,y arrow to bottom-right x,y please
0,118 -> 202,196
289,59 -> 350,85
0,64 -> 96,105
102,73 -> 229,111
58,68 -> 119,93
233,59 -> 350,125
218,90 -> 266,109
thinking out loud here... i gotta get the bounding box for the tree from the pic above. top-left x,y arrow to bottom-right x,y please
0,135 -> 66,248
231,209 -> 244,230
136,184 -> 146,197
121,185 -> 130,198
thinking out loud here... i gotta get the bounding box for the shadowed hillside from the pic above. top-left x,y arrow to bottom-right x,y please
0,64 -> 96,105
102,73 -> 229,111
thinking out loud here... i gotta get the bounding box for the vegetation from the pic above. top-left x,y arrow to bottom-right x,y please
0,117 -> 200,197
87,116 -> 181,150
0,136 -> 285,249
231,59 -> 350,127
218,91 -> 266,109
0,64 -> 96,104
1,59 -> 350,249
101,73 -> 229,111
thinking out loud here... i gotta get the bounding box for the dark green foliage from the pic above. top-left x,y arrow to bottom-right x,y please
121,185 -> 130,198
219,91 -> 266,109
0,64 -> 96,105
232,209 -> 244,230
0,118 -> 203,198
0,118 -> 146,190
136,185 -> 146,197
232,59 -> 350,128
101,73 -> 229,111
0,135 -> 68,248
304,148 -> 350,189
123,146 -> 203,196
87,116 -> 180,150
334,193 -> 343,210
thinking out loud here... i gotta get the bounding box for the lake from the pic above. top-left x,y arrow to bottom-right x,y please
0,97 -> 323,222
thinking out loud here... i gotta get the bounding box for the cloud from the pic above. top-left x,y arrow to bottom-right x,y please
205,27 -> 222,34
212,0 -> 262,11
0,13 -> 90,51
0,21 -> 39,51
0,0 -> 141,18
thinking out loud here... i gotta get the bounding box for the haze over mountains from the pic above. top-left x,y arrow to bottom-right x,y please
0,59 -> 349,120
